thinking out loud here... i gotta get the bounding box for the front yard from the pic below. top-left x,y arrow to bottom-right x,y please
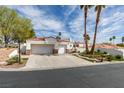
73,50 -> 124,63
0,48 -> 15,62
0,48 -> 28,68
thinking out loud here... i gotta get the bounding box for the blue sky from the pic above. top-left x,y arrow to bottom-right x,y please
8,5 -> 124,44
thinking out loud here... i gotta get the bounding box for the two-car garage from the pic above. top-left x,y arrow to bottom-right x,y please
31,44 -> 54,55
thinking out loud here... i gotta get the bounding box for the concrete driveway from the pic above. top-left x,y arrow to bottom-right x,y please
25,54 -> 94,70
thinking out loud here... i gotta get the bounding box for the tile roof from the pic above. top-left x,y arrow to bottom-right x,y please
95,44 -> 119,49
28,38 -> 45,41
27,37 -> 56,41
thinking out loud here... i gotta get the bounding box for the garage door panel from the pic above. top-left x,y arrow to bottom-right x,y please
31,44 -> 54,55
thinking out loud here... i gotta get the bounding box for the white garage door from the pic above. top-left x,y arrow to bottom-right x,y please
31,44 -> 54,55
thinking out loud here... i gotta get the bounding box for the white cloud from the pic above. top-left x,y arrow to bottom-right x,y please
10,6 -> 67,36
9,5 -> 124,43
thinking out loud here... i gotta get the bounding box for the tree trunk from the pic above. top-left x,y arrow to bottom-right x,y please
90,23 -> 98,55
90,7 -> 101,55
84,6 -> 89,54
18,41 -> 21,64
4,35 -> 8,48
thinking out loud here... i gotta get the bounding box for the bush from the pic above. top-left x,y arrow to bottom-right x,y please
115,55 -> 123,60
106,55 -> 113,61
11,56 -> 19,61
79,52 -> 84,56
7,56 -> 19,65
97,49 -> 100,53
103,52 -> 107,54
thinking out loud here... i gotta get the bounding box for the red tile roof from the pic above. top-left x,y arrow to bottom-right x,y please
27,36 -> 57,41
28,38 -> 45,41
95,44 -> 119,49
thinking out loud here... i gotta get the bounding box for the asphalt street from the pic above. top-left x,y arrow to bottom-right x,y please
0,63 -> 124,88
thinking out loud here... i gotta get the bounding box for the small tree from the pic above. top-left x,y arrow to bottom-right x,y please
12,17 -> 35,63
0,6 -> 17,47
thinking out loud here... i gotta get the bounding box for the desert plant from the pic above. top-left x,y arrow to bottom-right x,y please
115,55 -> 123,60
106,55 -> 113,61
7,55 -> 19,65
103,51 -> 107,54
97,49 -> 100,53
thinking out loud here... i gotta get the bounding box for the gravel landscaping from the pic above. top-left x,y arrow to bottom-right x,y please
0,48 -> 15,62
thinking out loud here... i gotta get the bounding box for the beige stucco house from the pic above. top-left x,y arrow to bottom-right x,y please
26,37 -> 74,55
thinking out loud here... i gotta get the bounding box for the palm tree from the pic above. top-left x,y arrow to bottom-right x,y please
56,32 -> 62,41
80,5 -> 93,54
112,36 -> 116,44
90,5 -> 105,54
109,37 -> 112,44
122,36 -> 124,44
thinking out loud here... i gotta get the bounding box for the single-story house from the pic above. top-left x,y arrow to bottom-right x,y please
95,44 -> 124,57
26,37 -> 74,55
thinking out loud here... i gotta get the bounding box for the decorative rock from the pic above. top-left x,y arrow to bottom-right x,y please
0,62 -> 8,66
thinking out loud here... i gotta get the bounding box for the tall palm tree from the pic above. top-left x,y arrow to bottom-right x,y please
80,5 -> 93,54
122,36 -> 124,44
112,36 -> 116,44
90,5 -> 105,54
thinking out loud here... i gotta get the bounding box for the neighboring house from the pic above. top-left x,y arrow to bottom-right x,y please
95,44 -> 124,57
26,37 -> 74,55
75,42 -> 85,53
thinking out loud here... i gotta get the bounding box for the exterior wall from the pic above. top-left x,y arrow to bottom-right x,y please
26,41 -> 45,50
117,48 -> 124,57
76,47 -> 85,53
55,42 -> 74,53
45,38 -> 57,44
26,38 -> 56,51
26,50 -> 31,55
26,38 -> 74,55
67,42 -> 73,50
78,44 -> 84,48
96,48 -> 124,57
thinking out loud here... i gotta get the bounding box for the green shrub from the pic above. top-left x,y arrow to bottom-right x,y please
103,52 -> 107,54
115,55 -> 123,60
79,52 -> 84,56
11,56 -> 18,61
7,56 -> 19,65
106,55 -> 113,61
97,49 -> 100,53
